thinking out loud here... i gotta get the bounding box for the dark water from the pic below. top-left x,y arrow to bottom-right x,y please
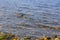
0,0 -> 60,37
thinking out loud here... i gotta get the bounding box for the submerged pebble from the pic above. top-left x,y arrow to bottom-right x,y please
16,13 -> 25,18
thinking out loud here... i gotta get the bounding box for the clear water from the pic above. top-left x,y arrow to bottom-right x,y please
0,0 -> 60,37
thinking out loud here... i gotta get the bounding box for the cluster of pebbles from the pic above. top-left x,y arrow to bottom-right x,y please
0,31 -> 60,40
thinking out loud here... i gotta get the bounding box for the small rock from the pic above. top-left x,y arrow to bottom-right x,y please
16,13 -> 25,18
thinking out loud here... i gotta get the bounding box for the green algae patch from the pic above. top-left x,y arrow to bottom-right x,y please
0,35 -> 6,40
0,32 -> 15,40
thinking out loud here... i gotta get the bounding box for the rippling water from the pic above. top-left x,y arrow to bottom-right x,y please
0,0 -> 60,37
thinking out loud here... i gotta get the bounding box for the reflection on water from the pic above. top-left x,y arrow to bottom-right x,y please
0,0 -> 60,37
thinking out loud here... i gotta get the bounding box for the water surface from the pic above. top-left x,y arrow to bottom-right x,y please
0,0 -> 60,37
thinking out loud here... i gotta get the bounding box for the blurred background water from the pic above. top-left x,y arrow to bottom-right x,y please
0,0 -> 60,37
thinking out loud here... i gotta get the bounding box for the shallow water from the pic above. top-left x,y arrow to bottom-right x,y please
0,0 -> 60,37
